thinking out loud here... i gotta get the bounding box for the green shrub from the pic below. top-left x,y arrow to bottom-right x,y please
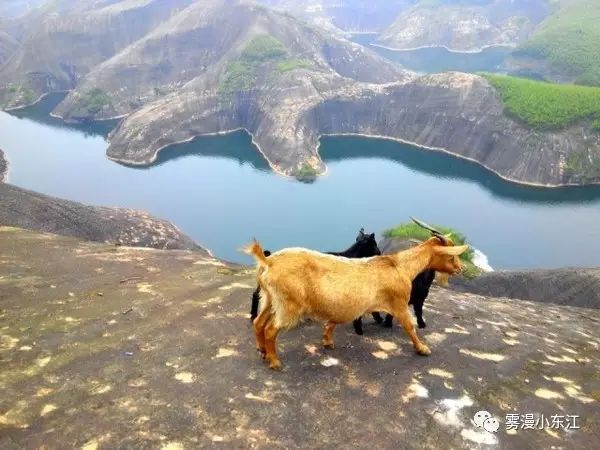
383,222 -> 474,262
482,73 -> 600,130
78,88 -> 111,114
275,59 -> 311,74
563,151 -> 600,183
293,163 -> 318,182
383,221 -> 480,277
219,36 -> 312,96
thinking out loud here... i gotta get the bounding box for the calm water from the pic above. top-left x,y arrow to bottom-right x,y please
349,33 -> 512,74
2,93 -> 600,269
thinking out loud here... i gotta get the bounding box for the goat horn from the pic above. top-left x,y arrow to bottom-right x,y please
410,216 -> 443,235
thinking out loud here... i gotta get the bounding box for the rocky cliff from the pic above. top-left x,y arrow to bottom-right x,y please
1,226 -> 598,448
108,71 -> 600,186
376,0 -> 549,52
0,182 -> 207,252
0,149 -> 7,182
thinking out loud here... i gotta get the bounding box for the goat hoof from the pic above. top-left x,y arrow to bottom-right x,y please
354,329 -> 364,336
268,359 -> 282,370
257,348 -> 266,359
383,322 -> 393,328
416,344 -> 431,356
322,340 -> 335,349
418,322 -> 426,329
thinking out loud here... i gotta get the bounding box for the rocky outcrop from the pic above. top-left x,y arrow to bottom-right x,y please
108,71 -> 600,186
0,149 -> 7,182
377,0 -> 549,52
454,268 -> 600,309
1,226 -> 598,448
0,183 -> 207,252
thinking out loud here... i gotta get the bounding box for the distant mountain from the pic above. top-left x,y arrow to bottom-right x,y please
377,0 -> 550,52
511,0 -> 600,86
257,0 -> 416,33
0,0 -> 195,108
0,0 -> 47,19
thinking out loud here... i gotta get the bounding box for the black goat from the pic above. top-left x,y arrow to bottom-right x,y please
352,269 -> 436,334
249,229 -> 381,321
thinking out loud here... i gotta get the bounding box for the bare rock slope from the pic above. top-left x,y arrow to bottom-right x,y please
1,227 -> 598,448
0,183 -> 206,252
454,268 -> 600,309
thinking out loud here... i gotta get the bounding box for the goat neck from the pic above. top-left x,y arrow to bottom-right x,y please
390,240 -> 438,280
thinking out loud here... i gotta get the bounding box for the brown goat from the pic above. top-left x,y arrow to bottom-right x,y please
244,236 -> 468,370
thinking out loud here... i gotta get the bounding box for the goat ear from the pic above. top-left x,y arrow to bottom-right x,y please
437,244 -> 469,256
369,233 -> 375,239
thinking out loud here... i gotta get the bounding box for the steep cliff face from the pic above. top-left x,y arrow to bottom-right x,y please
108,71 -> 600,186
0,0 -> 194,109
377,0 -> 549,52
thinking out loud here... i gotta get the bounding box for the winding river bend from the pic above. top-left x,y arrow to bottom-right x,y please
2,93 -> 600,268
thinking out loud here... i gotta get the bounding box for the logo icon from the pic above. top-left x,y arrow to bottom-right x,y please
473,410 -> 500,433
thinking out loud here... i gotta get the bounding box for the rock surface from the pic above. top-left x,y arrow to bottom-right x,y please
0,227 -> 598,448
455,268 -> 600,309
0,149 -> 7,182
377,0 -> 549,52
0,183 -> 207,252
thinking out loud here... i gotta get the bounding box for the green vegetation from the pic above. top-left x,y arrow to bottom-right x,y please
219,35 -> 311,97
275,58 -> 311,74
293,163 -> 318,182
563,151 -> 600,183
483,74 -> 600,130
383,222 -> 480,278
518,0 -> 600,86
78,88 -> 111,114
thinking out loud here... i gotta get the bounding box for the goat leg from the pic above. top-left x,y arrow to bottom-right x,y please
353,317 -> 364,335
371,312 -> 384,324
253,306 -> 271,358
322,321 -> 337,348
250,286 -> 261,321
264,318 -> 282,370
412,299 -> 426,329
393,304 -> 430,356
383,314 -> 394,328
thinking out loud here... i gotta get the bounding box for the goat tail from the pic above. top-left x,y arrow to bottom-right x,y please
242,239 -> 270,268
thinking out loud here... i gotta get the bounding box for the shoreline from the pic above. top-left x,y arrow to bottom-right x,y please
5,91 -> 597,189
370,42 -> 516,55
107,126 -> 329,179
